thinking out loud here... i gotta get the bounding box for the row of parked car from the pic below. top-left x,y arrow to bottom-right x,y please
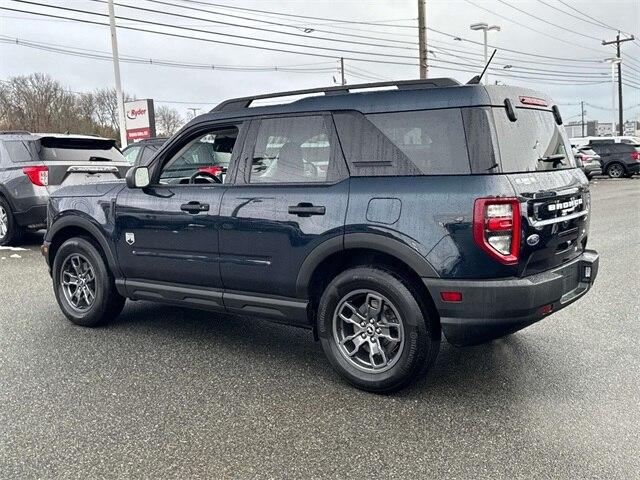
571,135 -> 640,179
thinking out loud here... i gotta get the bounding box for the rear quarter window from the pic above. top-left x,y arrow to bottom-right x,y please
333,109 -> 471,176
2,140 -> 39,163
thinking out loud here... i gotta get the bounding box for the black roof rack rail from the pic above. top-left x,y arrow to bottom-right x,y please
0,130 -> 31,135
211,78 -> 460,112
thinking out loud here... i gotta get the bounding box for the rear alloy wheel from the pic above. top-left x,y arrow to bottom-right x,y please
53,237 -> 125,327
0,198 -> 24,246
318,267 -> 439,392
607,163 -> 625,178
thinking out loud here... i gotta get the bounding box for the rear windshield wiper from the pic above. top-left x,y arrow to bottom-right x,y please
89,156 -> 112,162
538,154 -> 566,167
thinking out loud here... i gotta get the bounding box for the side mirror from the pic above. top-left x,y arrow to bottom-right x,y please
125,166 -> 150,189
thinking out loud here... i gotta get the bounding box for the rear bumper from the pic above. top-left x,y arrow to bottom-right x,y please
626,163 -> 640,175
13,203 -> 47,229
423,250 -> 599,346
583,164 -> 602,176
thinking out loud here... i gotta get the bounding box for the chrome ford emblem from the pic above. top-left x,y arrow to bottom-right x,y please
526,234 -> 540,246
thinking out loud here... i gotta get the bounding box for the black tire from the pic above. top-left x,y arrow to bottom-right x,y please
0,197 -> 24,246
52,237 -> 125,327
606,162 -> 625,178
585,173 -> 593,180
317,266 -> 439,393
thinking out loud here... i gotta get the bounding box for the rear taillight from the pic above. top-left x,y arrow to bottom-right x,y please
473,198 -> 521,265
630,150 -> 640,161
580,154 -> 589,162
23,166 -> 49,186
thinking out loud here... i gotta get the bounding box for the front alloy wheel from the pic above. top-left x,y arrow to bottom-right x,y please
60,253 -> 97,311
333,290 -> 405,373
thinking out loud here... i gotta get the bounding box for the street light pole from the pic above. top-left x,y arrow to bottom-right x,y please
107,0 -> 127,148
470,22 -> 500,85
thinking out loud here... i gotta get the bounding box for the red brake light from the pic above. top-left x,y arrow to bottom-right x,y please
22,166 -> 49,186
519,96 -> 548,107
473,197 -> 521,265
630,151 -> 640,161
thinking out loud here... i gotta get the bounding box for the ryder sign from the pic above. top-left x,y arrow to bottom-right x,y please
124,99 -> 156,141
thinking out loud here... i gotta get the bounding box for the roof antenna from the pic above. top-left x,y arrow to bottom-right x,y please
467,49 -> 497,85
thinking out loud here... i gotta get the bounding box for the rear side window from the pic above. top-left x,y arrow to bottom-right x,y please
249,115 -> 344,184
3,140 -> 39,163
333,109 -> 471,176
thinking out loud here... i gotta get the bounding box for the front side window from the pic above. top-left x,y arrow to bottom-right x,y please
249,116 -> 331,184
159,127 -> 238,184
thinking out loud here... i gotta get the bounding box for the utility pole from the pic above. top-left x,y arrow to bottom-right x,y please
580,101 -> 585,137
603,32 -> 635,135
418,0 -> 427,79
340,57 -> 346,85
187,107 -> 201,119
107,0 -> 127,148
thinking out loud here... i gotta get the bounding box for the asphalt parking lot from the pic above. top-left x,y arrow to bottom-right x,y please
1,178 -> 638,479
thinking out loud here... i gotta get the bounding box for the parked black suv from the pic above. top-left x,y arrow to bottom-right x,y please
588,139 -> 640,178
42,80 -> 599,392
0,132 -> 129,245
121,137 -> 167,166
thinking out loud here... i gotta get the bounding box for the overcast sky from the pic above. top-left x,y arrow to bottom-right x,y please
1,0 -> 639,124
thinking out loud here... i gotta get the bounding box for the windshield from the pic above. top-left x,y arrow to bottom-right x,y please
492,107 -> 576,173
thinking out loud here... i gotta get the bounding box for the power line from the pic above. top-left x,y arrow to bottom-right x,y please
2,3 -> 631,85
557,0 -> 636,38
93,0 -> 418,53
464,0 -> 603,53
494,0 -> 602,44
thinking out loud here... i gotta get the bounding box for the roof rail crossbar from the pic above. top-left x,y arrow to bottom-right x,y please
211,78 -> 460,112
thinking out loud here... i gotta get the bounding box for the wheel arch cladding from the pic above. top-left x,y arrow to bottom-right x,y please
48,218 -> 119,278
299,237 -> 441,336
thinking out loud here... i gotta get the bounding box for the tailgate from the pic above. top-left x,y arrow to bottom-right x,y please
508,169 -> 590,276
39,136 -> 130,192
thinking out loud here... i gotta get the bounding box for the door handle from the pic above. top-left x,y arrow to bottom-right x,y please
181,201 -> 210,213
288,203 -> 325,217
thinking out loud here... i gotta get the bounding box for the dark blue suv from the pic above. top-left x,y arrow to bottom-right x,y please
43,79 -> 599,392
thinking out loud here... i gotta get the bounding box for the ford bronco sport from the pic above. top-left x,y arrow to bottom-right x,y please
42,79 -> 599,392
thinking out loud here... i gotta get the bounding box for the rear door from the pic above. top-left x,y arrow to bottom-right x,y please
218,114 -> 349,300
490,103 -> 590,276
39,137 -> 130,193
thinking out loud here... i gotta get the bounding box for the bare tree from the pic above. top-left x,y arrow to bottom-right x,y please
155,105 -> 184,137
0,74 -> 133,143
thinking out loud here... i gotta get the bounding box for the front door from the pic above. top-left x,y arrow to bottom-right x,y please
115,124 -> 244,289
219,114 -> 349,299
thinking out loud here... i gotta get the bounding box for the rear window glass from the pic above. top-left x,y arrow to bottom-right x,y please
366,109 -> 470,175
41,147 -> 123,162
492,108 -> 576,172
39,137 -> 123,162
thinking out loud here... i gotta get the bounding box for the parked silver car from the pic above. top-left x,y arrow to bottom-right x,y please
0,132 -> 130,245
